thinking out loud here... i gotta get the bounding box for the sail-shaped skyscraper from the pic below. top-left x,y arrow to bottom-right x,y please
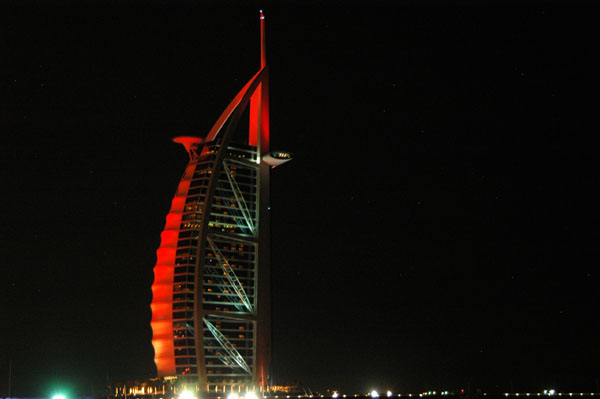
150,11 -> 290,394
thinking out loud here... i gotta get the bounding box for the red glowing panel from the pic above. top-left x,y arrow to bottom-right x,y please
151,320 -> 173,338
249,87 -> 260,147
150,157 -> 198,377
152,338 -> 176,364
153,266 -> 173,283
171,196 -> 186,212
153,338 -> 168,353
260,77 -> 270,153
150,162 -> 195,377
165,213 -> 182,230
249,79 -> 269,153
155,248 -> 176,265
160,230 -> 179,247
151,303 -> 173,320
151,283 -> 172,302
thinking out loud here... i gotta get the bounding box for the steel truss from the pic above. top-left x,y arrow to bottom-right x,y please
203,317 -> 252,375
222,159 -> 257,235
206,235 -> 254,312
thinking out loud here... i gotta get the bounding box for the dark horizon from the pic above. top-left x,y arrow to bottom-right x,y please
1,3 -> 598,397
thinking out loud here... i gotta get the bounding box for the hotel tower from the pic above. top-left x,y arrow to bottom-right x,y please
150,11 -> 291,394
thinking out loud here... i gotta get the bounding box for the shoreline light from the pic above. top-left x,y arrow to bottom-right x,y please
179,391 -> 194,399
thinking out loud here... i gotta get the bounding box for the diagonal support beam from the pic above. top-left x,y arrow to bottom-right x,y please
203,318 -> 251,375
223,160 -> 256,235
207,236 -> 253,312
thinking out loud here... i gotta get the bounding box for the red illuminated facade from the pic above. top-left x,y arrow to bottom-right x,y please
150,11 -> 282,393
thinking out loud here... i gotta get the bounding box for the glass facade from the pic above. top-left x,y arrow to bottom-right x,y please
170,141 -> 261,390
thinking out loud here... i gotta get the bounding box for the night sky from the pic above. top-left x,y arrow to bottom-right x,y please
1,3 -> 598,397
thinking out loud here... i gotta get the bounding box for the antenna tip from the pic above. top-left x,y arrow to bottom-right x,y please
260,9 -> 265,19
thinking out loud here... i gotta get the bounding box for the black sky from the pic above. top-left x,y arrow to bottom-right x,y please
1,3 -> 598,397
